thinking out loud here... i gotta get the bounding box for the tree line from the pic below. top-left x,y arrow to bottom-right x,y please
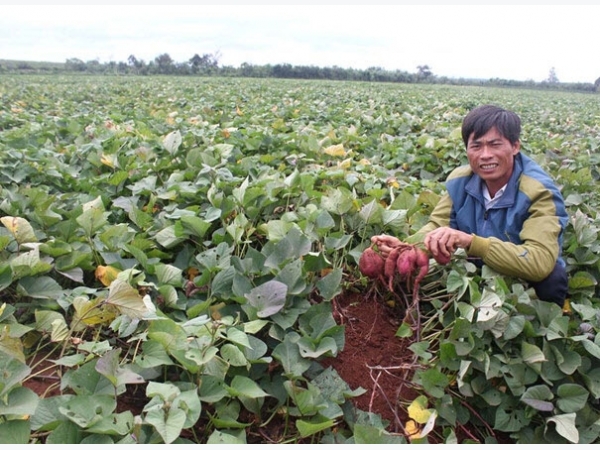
1,52 -> 598,94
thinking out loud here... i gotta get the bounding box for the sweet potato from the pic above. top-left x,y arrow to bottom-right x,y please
433,251 -> 451,265
396,246 -> 417,280
385,246 -> 403,291
413,248 -> 430,291
358,247 -> 385,280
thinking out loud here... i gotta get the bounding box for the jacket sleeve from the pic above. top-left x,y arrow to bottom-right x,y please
467,181 -> 564,282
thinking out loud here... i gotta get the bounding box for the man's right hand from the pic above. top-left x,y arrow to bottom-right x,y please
370,235 -> 402,259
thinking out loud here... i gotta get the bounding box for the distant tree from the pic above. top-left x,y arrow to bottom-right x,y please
594,77 -> 600,92
189,52 -> 220,74
86,59 -> 102,73
65,58 -> 86,72
417,65 -> 433,79
154,53 -> 174,74
127,54 -> 145,74
546,67 -> 559,84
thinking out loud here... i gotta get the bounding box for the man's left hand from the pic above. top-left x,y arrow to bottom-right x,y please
424,227 -> 473,260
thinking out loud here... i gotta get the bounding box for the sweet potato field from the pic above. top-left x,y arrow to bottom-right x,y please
2,75 -> 600,444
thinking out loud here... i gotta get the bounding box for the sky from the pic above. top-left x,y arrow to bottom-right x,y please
2,4 -> 600,84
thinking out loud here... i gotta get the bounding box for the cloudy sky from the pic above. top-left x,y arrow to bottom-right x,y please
2,4 -> 600,83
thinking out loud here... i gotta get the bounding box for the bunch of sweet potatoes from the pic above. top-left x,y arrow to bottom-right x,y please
359,241 -> 449,301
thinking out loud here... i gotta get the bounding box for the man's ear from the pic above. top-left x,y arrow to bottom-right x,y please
513,140 -> 521,155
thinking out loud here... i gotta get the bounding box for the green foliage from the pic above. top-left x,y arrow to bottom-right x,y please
1,75 -> 600,443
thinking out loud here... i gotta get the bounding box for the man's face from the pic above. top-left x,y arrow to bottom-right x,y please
466,127 -> 520,194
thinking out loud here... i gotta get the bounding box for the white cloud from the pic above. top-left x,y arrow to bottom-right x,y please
2,5 -> 599,83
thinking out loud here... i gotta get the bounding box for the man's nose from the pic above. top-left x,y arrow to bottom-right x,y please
480,145 -> 494,158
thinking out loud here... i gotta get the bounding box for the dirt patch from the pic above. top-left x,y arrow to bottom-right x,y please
323,290 -> 418,434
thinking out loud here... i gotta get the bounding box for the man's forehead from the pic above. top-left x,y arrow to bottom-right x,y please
468,128 -> 506,143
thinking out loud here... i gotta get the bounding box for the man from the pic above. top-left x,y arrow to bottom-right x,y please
372,104 -> 569,306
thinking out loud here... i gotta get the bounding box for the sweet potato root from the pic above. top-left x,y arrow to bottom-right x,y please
412,248 -> 430,301
385,246 -> 404,291
358,247 -> 385,280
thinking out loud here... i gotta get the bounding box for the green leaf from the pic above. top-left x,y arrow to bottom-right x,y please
245,279 -> 287,318
206,429 -> 247,444
417,368 -> 449,398
521,341 -> 546,364
0,420 -> 31,444
198,376 -> 228,403
220,343 -> 247,367
296,417 -> 336,438
155,225 -> 185,249
85,411 -> 135,436
58,394 -> 116,428
180,215 -> 211,238
163,130 -> 182,154
320,187 -> 354,215
353,424 -> 406,444
568,271 -> 597,289
359,199 -> 383,225
0,356 -> 30,396
0,386 -> 39,416
76,197 -> 109,236
316,268 -> 343,301
581,339 -> 600,359
264,227 -> 312,268
494,404 -> 528,432
547,413 -> 579,443
521,385 -> 554,412
229,375 -> 269,399
144,407 -> 186,444
45,420 -> 83,444
95,348 -> 145,387
504,315 -> 526,340
155,263 -> 183,287
556,383 -> 589,413
272,333 -> 311,377
17,276 -> 63,299
581,368 -> 600,399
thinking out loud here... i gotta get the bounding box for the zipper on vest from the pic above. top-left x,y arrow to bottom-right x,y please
484,210 -> 489,220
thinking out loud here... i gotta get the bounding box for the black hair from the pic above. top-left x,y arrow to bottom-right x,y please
461,104 -> 521,147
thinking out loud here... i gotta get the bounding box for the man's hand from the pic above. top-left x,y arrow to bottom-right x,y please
370,234 -> 402,259
424,227 -> 473,260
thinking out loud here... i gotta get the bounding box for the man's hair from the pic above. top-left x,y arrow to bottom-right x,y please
461,104 -> 521,147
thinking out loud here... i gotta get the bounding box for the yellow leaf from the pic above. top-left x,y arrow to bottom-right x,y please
236,105 -> 243,116
323,144 -> 346,157
0,325 -> 26,362
337,158 -> 352,169
187,267 -> 200,280
210,302 -> 226,321
359,158 -> 371,166
95,265 -> 121,286
0,216 -> 37,244
407,395 -> 432,424
100,153 -> 116,168
72,296 -> 116,330
222,128 -> 231,138
563,298 -> 572,314
405,419 -> 421,440
105,279 -> 148,319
